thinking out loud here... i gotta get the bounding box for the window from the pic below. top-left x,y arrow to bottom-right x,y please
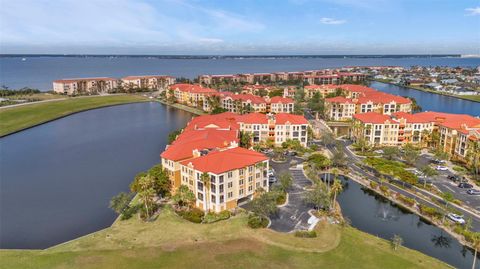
248,166 -> 253,172
248,176 -> 253,183
220,195 -> 224,203
227,172 -> 232,178
197,192 -> 203,200
239,189 -> 244,195
239,169 -> 244,176
211,183 -> 216,193
248,185 -> 253,192
227,192 -> 233,198
219,184 -> 224,193
239,179 -> 244,185
197,181 -> 203,191
211,195 -> 216,203
227,182 -> 233,188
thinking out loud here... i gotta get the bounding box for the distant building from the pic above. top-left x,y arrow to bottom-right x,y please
121,75 -> 175,91
53,77 -> 118,95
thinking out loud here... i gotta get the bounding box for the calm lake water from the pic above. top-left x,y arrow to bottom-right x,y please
336,175 -> 478,269
1,56 -> 480,90
369,81 -> 480,117
0,102 -> 193,249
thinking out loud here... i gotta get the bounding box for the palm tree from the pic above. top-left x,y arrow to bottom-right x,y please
466,141 -> 480,180
201,172 -> 211,212
330,178 -> 343,212
137,175 -> 156,219
471,233 -> 480,269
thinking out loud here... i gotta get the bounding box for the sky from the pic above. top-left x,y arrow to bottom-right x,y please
0,0 -> 479,55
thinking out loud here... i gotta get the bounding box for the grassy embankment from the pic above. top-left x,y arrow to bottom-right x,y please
0,207 -> 450,269
0,95 -> 149,136
372,79 -> 480,103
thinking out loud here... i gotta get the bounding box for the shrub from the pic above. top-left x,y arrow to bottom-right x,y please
203,210 -> 231,224
370,181 -> 378,189
178,208 -> 204,223
396,194 -> 415,207
121,204 -> 140,220
247,214 -> 269,229
419,205 -> 442,219
379,185 -> 389,194
294,230 -> 317,238
275,191 -> 287,205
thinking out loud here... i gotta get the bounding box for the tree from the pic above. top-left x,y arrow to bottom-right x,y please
307,92 -> 325,117
168,129 -> 182,144
136,175 -> 156,219
383,147 -> 399,160
403,144 -> 420,165
406,97 -> 422,113
307,153 -> 331,171
391,234 -> 403,251
330,178 -> 343,211
331,142 -> 347,167
109,192 -> 133,214
441,192 -> 454,210
304,180 -> 331,212
420,165 -> 438,188
434,149 -> 449,161
471,233 -> 480,269
251,192 -> 278,218
353,137 -> 369,153
273,147 -> 285,161
201,172 -> 211,212
172,185 -> 195,209
466,141 -> 480,180
278,172 -> 293,193
321,132 -> 335,147
147,164 -> 171,198
239,131 -> 252,149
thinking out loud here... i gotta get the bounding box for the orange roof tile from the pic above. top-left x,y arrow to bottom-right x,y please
269,96 -> 294,104
180,147 -> 268,174
274,113 -> 308,124
353,112 -> 398,124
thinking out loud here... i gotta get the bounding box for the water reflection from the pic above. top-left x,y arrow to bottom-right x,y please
431,232 -> 451,249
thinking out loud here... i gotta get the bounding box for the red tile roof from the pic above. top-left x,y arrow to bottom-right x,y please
237,113 -> 269,124
391,112 -> 432,123
275,113 -> 308,124
414,112 -> 480,130
180,147 -> 268,174
161,129 -> 238,161
54,77 -> 116,83
325,96 -> 354,104
170,84 -> 217,94
220,92 -> 266,104
122,75 -> 173,80
184,112 -> 240,131
353,112 -> 398,124
269,96 -> 294,104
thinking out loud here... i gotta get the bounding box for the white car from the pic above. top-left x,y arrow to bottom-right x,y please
447,213 -> 465,225
267,169 -> 275,177
435,166 -> 448,171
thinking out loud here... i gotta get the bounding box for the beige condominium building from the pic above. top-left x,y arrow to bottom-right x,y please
53,77 -> 118,95
121,75 -> 175,91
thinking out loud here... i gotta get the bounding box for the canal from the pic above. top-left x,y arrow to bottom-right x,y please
0,102 -> 194,249
335,175 -> 477,269
369,81 -> 480,117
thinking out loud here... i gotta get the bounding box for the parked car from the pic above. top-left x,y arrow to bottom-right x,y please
447,213 -> 465,225
268,175 -> 277,183
447,175 -> 460,182
432,159 -> 446,164
467,189 -> 480,195
435,166 -> 448,171
458,182 -> 473,189
267,169 -> 275,177
284,150 -> 297,156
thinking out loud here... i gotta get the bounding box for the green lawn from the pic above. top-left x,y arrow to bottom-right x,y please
0,208 -> 450,269
0,95 -> 148,136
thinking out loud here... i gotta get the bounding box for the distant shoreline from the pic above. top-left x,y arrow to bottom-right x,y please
0,54 -> 462,59
372,80 -> 480,103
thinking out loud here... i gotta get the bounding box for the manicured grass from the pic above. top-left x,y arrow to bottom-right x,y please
0,207 -> 449,269
0,95 -> 148,136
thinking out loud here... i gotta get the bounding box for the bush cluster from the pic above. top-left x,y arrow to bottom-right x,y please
364,157 -> 417,185
419,205 -> 442,219
379,185 -> 389,194
370,181 -> 378,189
121,205 -> 140,220
294,230 -> 317,238
203,210 -> 231,224
247,214 -> 269,229
396,194 -> 415,207
178,208 -> 205,223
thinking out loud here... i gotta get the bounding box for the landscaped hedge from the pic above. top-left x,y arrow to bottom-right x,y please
364,157 -> 417,185
247,214 -> 269,228
294,230 -> 317,238
203,210 -> 231,224
418,205 -> 442,219
396,194 -> 415,207
178,208 -> 205,223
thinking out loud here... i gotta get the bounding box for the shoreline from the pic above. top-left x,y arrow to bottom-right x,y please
0,95 -> 150,138
156,99 -> 205,115
371,79 -> 480,103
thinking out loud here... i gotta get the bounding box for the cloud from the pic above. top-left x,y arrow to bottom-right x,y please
320,17 -> 347,25
465,7 -> 480,16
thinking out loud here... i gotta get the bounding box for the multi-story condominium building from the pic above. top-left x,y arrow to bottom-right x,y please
351,111 -> 480,163
168,84 -> 217,107
325,87 -> 412,121
241,84 -> 274,95
179,147 -> 269,212
352,112 -> 400,146
411,112 -> 480,161
304,84 -> 339,98
53,77 -> 118,95
304,75 -> 339,85
121,75 -> 175,91
237,113 -> 309,147
269,96 -> 295,113
199,74 -> 241,85
390,112 -> 435,145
